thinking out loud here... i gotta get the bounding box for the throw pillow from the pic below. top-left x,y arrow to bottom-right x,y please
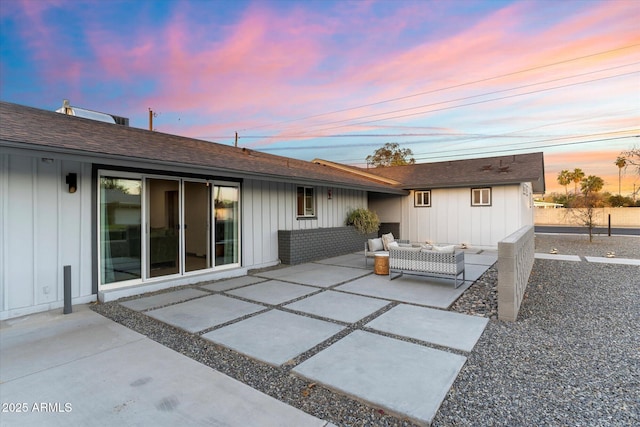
432,245 -> 455,253
368,238 -> 384,252
388,241 -> 399,249
381,232 -> 395,251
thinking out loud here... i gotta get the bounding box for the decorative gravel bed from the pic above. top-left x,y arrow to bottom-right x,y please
436,234 -> 640,426
93,234 -> 640,426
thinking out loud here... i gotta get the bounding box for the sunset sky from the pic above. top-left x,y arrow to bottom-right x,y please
1,0 -> 638,196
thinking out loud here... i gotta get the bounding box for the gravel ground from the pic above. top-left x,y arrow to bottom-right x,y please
438,234 -> 640,426
93,234 -> 640,426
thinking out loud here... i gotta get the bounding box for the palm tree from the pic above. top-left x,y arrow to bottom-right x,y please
615,156 -> 627,195
580,175 -> 604,195
570,168 -> 585,195
557,170 -> 572,196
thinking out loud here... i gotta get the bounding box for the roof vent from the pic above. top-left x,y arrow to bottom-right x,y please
481,165 -> 493,171
499,166 -> 510,173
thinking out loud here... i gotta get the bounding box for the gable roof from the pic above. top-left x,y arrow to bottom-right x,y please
316,152 -> 546,193
0,101 -> 405,195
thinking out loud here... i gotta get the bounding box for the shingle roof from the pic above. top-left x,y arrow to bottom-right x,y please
0,101 -> 405,194
361,152 -> 546,193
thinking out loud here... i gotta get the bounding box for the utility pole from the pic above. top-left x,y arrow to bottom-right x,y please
235,132 -> 238,147
148,108 -> 153,131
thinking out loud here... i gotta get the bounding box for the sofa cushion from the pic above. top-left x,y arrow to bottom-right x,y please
368,238 -> 384,252
381,232 -> 395,251
432,244 -> 455,253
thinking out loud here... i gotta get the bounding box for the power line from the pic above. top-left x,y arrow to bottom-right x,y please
334,135 -> 637,164
200,63 -> 638,142
239,43 -> 640,133
290,69 -> 639,136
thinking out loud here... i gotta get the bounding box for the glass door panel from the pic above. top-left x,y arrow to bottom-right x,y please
214,185 -> 239,266
184,181 -> 210,272
100,177 -> 142,284
147,178 -> 180,277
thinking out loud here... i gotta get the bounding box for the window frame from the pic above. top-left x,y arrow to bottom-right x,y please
471,187 -> 492,206
296,186 -> 316,218
414,190 -> 432,207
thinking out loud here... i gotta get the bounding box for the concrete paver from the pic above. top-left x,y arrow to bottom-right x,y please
199,275 -> 267,291
294,330 -> 466,426
202,310 -> 344,366
285,290 -> 390,323
366,304 -> 489,352
464,252 -> 498,266
226,280 -> 319,305
314,253 -> 368,269
0,306 -> 331,427
146,294 -> 264,333
120,288 -> 209,311
463,263 -> 493,282
535,253 -> 582,261
584,256 -> 640,265
336,274 -> 472,308
256,264 -> 370,288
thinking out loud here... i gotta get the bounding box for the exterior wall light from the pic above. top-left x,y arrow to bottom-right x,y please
66,173 -> 77,193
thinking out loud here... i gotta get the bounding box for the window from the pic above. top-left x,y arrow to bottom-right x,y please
414,190 -> 431,207
471,188 -> 491,206
297,186 -> 315,217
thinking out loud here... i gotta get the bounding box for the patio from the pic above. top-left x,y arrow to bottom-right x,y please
117,249 -> 496,425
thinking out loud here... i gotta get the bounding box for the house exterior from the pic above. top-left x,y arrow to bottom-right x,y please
0,101 -> 405,320
0,101 -> 544,320
315,152 -> 545,249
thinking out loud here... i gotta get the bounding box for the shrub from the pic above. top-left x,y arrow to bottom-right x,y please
346,208 -> 380,234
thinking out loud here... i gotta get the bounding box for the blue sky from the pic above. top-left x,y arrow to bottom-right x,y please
1,0 -> 638,194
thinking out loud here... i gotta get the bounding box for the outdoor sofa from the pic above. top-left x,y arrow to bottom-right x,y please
388,245 -> 465,288
364,233 -> 409,266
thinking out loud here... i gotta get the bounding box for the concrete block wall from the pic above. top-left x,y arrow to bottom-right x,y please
497,225 -> 535,322
278,227 -> 376,265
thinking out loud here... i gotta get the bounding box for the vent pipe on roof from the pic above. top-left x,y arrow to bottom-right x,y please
62,99 -> 72,115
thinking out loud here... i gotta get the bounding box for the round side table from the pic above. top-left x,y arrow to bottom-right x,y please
374,253 -> 389,275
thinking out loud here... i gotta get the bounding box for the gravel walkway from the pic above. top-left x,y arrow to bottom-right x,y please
93,234 -> 640,426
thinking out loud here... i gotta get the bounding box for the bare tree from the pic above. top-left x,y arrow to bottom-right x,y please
566,175 -> 605,242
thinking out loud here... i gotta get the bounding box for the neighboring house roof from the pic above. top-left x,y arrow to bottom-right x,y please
0,101 -> 405,195
317,152 -> 546,193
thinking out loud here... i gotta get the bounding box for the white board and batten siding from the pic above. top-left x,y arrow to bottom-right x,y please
1,150 -> 94,320
0,149 -> 368,319
242,179 -> 368,269
398,184 -> 533,249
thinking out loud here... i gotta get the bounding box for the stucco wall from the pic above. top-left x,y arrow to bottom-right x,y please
535,207 -> 640,227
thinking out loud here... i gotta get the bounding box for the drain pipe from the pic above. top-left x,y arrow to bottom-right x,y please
63,265 -> 72,314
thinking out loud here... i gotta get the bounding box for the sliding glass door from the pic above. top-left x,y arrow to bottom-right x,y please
98,172 -> 240,288
147,178 -> 180,278
214,184 -> 239,266
184,181 -> 210,272
100,177 -> 142,284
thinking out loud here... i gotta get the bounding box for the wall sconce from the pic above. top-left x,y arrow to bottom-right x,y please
327,189 -> 332,200
65,173 -> 77,193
